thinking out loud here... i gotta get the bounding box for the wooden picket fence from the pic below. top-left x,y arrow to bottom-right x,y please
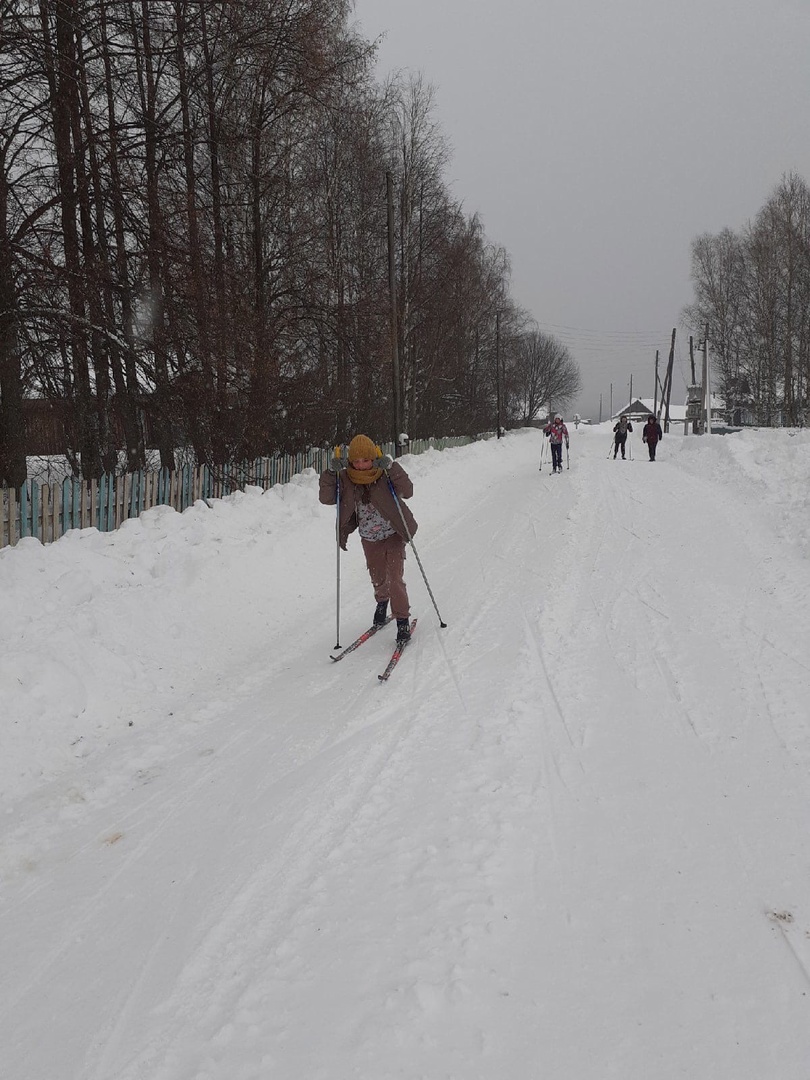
0,436 -> 476,549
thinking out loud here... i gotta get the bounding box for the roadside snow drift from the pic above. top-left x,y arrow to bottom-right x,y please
2,425 -> 810,1080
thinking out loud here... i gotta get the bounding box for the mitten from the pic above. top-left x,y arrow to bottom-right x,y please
329,446 -> 348,472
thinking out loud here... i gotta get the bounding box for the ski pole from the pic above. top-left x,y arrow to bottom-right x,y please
385,473 -> 447,628
334,466 -> 342,649
628,434 -> 633,460
607,434 -> 614,459
566,443 -> 570,469
539,436 -> 546,471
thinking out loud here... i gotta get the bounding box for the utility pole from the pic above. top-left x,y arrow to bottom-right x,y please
610,383 -> 613,419
703,325 -> 711,435
653,350 -> 659,417
662,328 -> 676,430
599,393 -> 603,423
495,310 -> 501,437
688,335 -> 698,434
386,172 -> 402,452
629,373 -> 633,408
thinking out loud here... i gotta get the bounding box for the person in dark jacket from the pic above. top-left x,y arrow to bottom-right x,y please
642,415 -> 664,460
319,434 -> 417,644
612,415 -> 633,459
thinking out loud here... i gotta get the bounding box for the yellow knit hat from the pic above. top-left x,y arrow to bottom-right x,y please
348,434 -> 379,462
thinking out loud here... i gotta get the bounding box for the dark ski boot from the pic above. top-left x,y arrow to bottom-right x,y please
373,600 -> 389,627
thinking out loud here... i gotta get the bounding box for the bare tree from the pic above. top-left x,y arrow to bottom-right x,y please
684,229 -> 747,417
2,0 -> 546,484
509,329 -> 581,424
0,3 -> 47,487
685,172 -> 810,425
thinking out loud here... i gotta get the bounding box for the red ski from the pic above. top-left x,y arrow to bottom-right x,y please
330,617 -> 393,662
378,619 -> 417,682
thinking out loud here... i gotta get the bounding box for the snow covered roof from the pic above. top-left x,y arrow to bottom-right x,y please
612,397 -> 690,422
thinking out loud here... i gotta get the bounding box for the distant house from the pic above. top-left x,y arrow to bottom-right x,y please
610,398 -> 650,423
19,396 -> 155,455
729,403 -> 757,426
611,398 -> 686,425
706,393 -> 727,428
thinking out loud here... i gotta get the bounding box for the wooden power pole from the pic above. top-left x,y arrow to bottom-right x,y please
653,351 -> 659,417
702,324 -> 711,435
662,328 -> 676,430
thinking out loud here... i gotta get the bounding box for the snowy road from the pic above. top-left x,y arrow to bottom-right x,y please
2,426 -> 810,1079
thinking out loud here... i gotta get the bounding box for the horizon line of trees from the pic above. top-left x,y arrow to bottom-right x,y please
684,171 -> 810,426
0,0 -> 580,488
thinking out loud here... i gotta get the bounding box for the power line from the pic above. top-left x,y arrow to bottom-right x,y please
535,320 -> 675,340
534,321 -> 703,370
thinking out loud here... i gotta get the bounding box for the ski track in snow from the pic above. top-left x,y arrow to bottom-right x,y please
2,427 -> 810,1079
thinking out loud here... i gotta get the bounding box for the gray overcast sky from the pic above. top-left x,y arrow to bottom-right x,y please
351,0 -> 810,420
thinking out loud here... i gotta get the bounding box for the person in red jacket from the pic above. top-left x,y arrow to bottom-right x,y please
319,434 -> 417,644
642,414 -> 663,460
543,414 -> 569,473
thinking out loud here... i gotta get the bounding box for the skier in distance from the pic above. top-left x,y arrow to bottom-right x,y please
612,415 -> 632,459
543,414 -> 569,473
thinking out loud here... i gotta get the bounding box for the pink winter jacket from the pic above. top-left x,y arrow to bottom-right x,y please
543,420 -> 569,445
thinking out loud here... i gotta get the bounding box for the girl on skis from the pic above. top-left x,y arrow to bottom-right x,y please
543,415 -> 569,473
319,434 -> 417,645
612,415 -> 632,459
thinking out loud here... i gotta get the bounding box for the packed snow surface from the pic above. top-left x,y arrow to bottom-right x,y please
2,424 -> 810,1079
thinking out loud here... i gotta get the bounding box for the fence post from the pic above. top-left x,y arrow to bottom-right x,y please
11,487 -> 19,545
31,482 -> 39,540
48,483 -> 54,542
106,475 -> 114,530
61,478 -> 69,536
71,478 -> 80,529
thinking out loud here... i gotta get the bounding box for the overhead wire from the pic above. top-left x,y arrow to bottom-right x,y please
533,320 -> 679,358
534,320 -> 702,370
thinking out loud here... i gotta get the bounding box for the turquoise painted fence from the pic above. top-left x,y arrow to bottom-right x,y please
0,436 -> 477,549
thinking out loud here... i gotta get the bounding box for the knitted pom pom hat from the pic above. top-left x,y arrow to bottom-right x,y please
348,434 -> 379,462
